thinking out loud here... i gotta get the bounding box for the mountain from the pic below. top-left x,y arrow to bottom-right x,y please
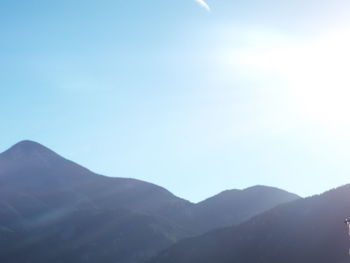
0,140 -> 192,217
0,140 -> 300,263
192,185 -> 299,233
0,141 -> 192,263
151,185 -> 350,263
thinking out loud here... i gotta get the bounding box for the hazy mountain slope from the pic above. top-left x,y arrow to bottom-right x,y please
0,140 -> 301,263
193,185 -> 299,233
0,140 -> 192,219
151,185 -> 350,263
0,141 -> 299,233
0,141 -> 192,263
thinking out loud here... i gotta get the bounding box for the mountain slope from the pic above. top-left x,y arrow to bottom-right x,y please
151,185 -> 350,263
0,140 -> 301,263
0,141 -> 192,263
0,141 -> 299,233
0,140 -> 192,218
193,185 -> 299,233
0,208 -> 187,263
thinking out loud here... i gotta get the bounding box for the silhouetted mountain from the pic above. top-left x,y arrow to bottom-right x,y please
0,140 -> 300,263
0,141 -> 192,263
151,185 -> 350,263
193,185 -> 299,233
0,141 -> 192,216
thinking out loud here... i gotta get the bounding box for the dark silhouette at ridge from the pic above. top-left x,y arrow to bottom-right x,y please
0,140 -> 300,263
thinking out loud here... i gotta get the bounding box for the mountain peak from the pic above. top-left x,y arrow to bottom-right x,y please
11,140 -> 46,149
1,140 -> 59,161
243,185 -> 300,198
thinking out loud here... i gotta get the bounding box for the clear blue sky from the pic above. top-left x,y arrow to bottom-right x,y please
2,0 -> 350,202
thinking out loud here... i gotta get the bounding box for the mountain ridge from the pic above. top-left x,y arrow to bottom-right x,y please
151,184 -> 350,263
0,140 -> 301,263
0,140 -> 299,205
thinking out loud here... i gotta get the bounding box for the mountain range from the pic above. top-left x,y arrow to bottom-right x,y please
151,185 -> 350,263
0,140 -> 299,263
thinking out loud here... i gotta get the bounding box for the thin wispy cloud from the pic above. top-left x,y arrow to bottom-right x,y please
194,0 -> 211,12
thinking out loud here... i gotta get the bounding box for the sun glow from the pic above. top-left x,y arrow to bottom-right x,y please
229,29 -> 350,132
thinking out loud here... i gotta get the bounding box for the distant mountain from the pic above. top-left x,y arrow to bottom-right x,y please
192,185 -> 299,233
0,140 -> 300,263
151,185 -> 350,263
0,141 -> 192,263
0,141 -> 192,216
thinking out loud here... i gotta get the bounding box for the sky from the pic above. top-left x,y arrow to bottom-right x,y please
1,0 -> 350,202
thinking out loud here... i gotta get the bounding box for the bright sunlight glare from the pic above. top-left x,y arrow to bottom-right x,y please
227,29 -> 350,133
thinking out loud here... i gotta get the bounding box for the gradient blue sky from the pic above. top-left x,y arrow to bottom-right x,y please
2,0 -> 350,202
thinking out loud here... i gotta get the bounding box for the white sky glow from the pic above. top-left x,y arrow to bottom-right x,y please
224,29 -> 350,133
